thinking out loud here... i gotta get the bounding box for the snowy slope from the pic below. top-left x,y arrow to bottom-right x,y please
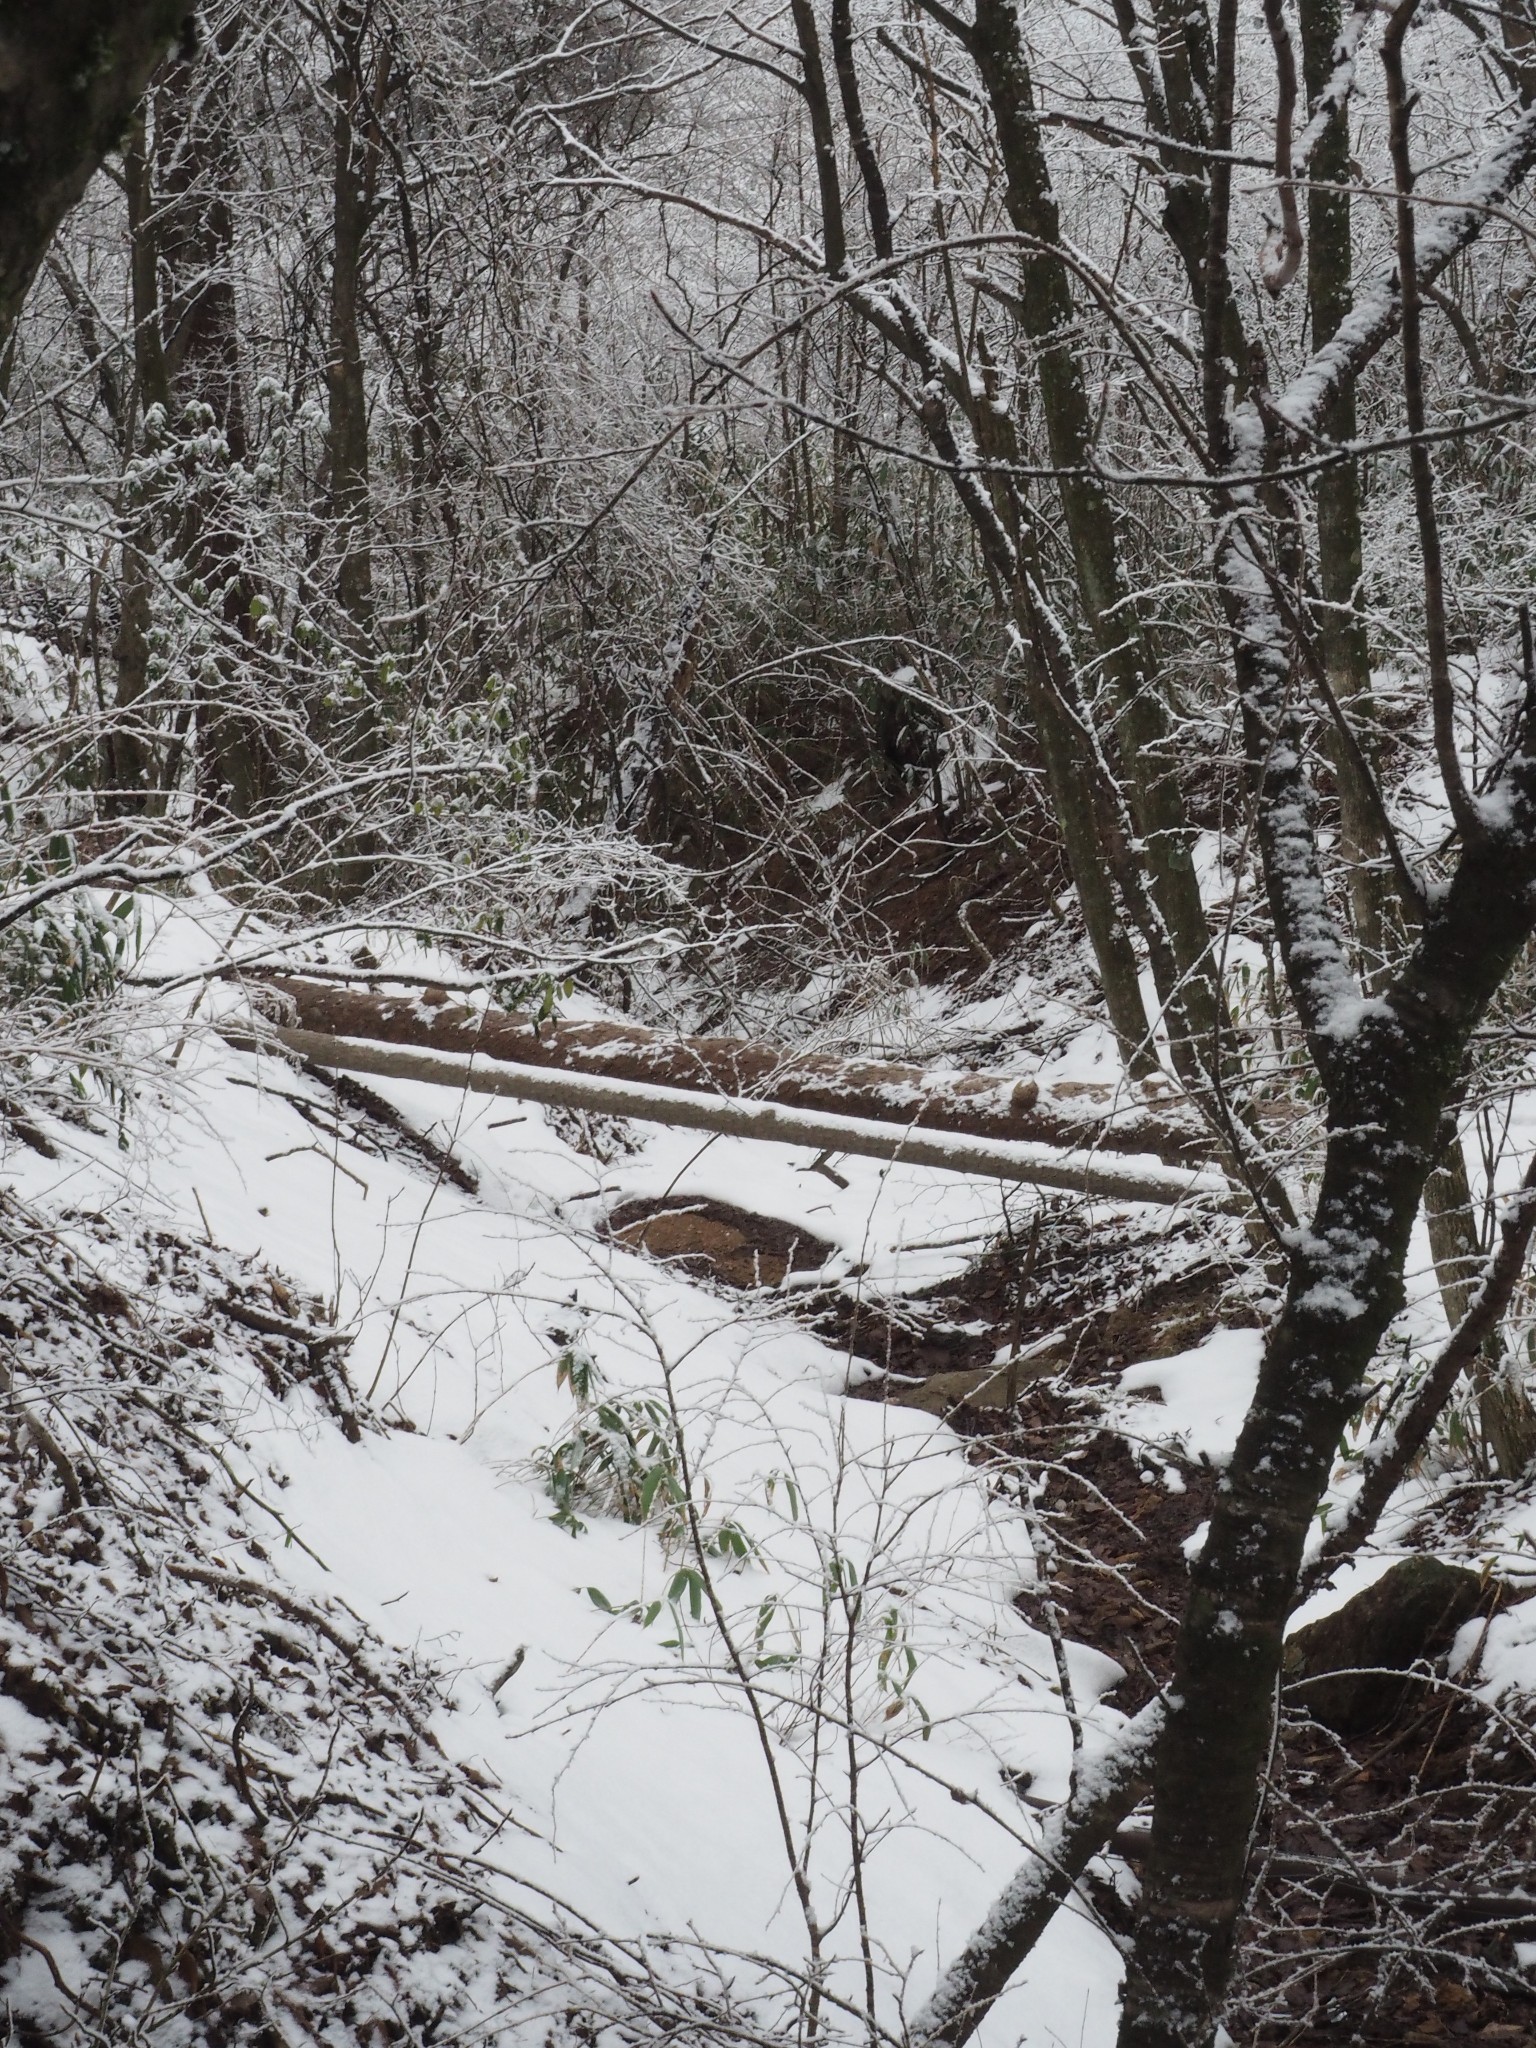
1,899 -> 1147,2046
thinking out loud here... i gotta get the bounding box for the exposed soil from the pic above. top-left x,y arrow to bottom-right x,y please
606,1190 -> 1536,2042
1005,1429 -> 1219,1711
605,1198 -> 832,1290
819,1208 -> 1257,1387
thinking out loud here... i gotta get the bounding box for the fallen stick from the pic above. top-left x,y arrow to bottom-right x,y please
245,973 -> 1211,1166
255,1025 -> 1228,1208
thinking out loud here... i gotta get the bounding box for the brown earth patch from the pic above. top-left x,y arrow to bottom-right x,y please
824,1209 -> 1257,1394
606,1198 -> 833,1290
1004,1428 -> 1217,1710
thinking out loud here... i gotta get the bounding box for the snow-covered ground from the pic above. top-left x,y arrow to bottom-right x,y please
1,896 -> 1159,2045
7,888 -> 1536,2042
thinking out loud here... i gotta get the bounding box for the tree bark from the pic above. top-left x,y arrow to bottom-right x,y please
322,0 -> 385,657
108,106 -> 172,815
154,24 -> 269,818
1300,0 -> 1397,981
244,972 -> 1213,1163
0,0 -> 189,355
249,1022 -> 1218,1204
955,0 -> 1223,1065
1118,822 -> 1536,2046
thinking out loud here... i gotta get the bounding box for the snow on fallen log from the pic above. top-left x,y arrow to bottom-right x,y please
912,1699 -> 1166,2047
262,1024 -> 1229,1208
246,973 -> 1212,1166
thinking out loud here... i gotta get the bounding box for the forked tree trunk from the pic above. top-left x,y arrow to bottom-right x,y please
1116,824 -> 1536,2047
1113,48 -> 1536,2020
916,65 -> 1536,2044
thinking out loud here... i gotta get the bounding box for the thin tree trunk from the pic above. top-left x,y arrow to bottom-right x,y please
1423,1137 -> 1536,1475
324,0 -> 382,660
109,107 -> 171,815
804,0 -> 1158,1073
1299,0 -> 1396,981
960,0 -> 1221,1065
154,25 -> 268,818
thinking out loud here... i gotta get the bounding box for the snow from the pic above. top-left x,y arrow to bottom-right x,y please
0,896 -> 1168,2045
1474,1585 -> 1536,1704
1112,1328 -> 1265,1465
11,878 -> 1536,2035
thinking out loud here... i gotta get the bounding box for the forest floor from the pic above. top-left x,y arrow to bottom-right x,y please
612,1194 -> 1536,2045
1,893 -> 1534,2044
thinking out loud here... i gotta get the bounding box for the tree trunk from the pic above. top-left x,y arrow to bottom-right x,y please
1118,825 -> 1536,2045
251,1023 -> 1219,1206
1423,1137 -> 1536,1475
154,24 -> 269,818
1299,0 -> 1397,982
0,0 -> 189,353
246,972 -> 1212,1163
108,106 -> 171,815
805,0 -> 1159,1074
323,0 -> 383,660
966,0 -> 1221,1064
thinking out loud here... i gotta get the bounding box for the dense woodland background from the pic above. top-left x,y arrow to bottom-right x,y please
6,0 -> 1536,2042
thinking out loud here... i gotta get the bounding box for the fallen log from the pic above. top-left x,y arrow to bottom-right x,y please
245,974 -> 1212,1166
258,1025 -> 1228,1208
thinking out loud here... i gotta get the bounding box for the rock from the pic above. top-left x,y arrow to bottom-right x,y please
1284,1556 -> 1487,1734
889,1350 -> 1060,1413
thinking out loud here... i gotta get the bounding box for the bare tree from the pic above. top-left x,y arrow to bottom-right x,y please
564,0 -> 1536,2038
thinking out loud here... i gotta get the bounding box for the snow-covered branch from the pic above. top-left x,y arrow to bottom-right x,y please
913,1703 -> 1165,2048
